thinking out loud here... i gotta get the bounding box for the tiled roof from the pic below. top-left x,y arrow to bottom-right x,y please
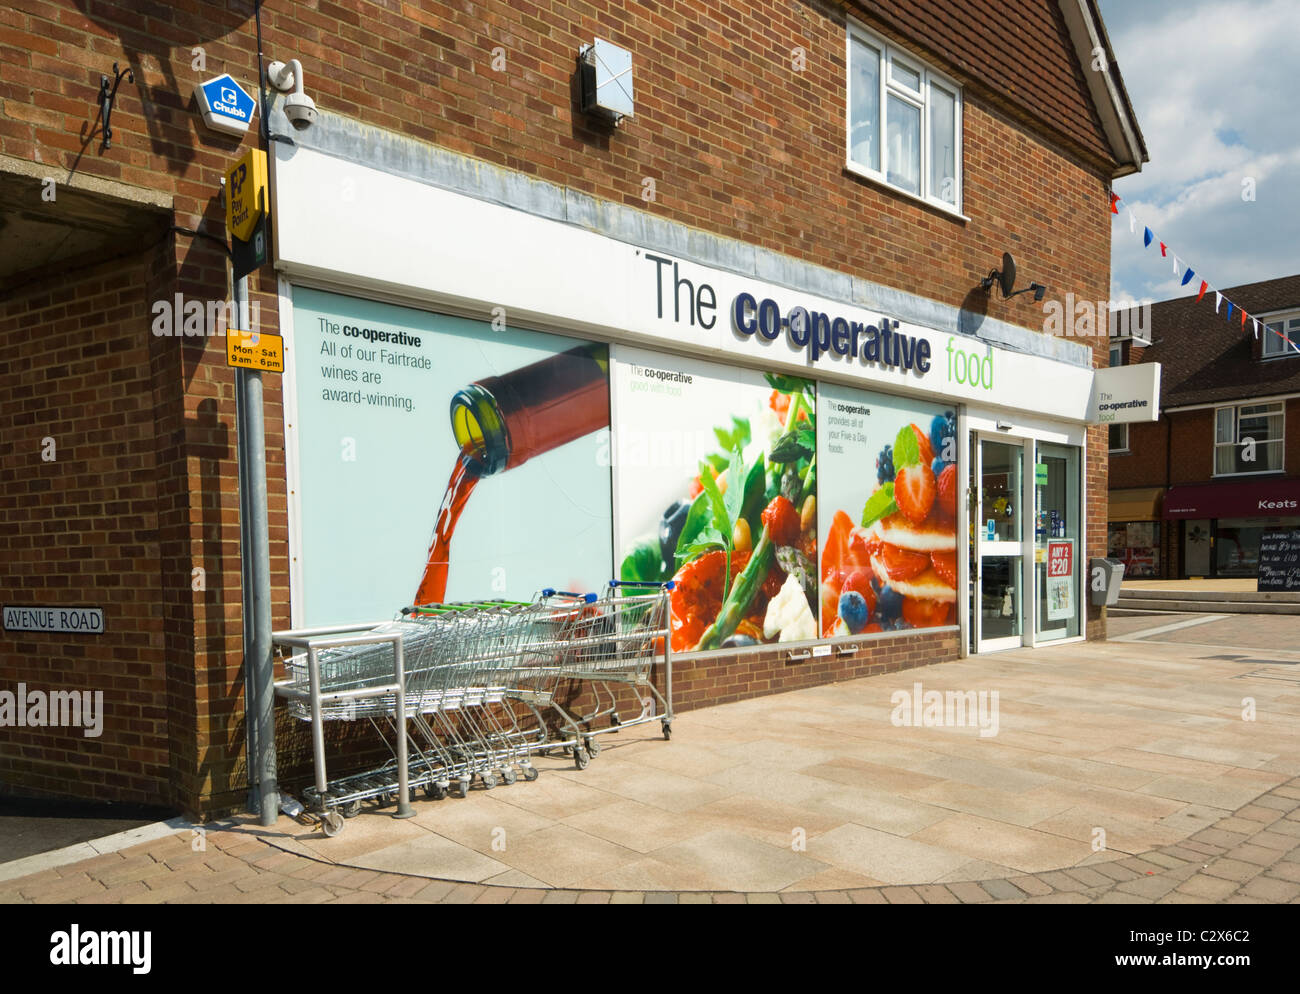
1136,275 -> 1300,408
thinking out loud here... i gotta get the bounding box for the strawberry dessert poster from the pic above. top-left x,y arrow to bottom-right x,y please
818,383 -> 958,635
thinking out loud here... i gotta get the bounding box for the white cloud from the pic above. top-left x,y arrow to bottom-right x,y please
1102,0 -> 1300,302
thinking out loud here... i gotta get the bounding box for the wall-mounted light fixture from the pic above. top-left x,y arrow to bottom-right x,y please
981,252 -> 1047,302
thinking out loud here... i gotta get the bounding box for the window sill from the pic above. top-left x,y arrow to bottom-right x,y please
1108,448 -> 1130,455
1211,470 -> 1286,478
843,159 -> 969,223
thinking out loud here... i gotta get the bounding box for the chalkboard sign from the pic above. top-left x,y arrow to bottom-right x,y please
1257,530 -> 1300,591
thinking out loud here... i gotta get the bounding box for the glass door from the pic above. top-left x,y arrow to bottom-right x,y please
1033,442 -> 1081,642
972,436 -> 1027,652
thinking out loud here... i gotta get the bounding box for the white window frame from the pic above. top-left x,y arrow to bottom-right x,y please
1260,309 -> 1300,359
1108,422 -> 1129,453
846,21 -> 965,219
1213,401 -> 1285,477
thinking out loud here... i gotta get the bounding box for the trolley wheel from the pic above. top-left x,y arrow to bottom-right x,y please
340,799 -> 362,819
321,811 -> 345,838
481,772 -> 498,790
662,721 -> 672,741
425,782 -> 447,801
610,712 -> 621,727
374,792 -> 391,809
502,767 -> 518,786
585,736 -> 601,757
522,765 -> 539,782
453,779 -> 470,799
574,746 -> 590,770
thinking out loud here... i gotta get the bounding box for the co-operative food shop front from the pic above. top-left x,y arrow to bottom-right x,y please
268,140 -> 1103,714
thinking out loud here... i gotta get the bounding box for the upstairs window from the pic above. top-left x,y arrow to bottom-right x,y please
1109,342 -> 1123,367
1214,402 -> 1284,475
1109,423 -> 1129,452
847,23 -> 963,214
1261,310 -> 1300,358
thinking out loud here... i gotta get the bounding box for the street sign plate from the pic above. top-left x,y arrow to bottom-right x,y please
227,329 -> 284,373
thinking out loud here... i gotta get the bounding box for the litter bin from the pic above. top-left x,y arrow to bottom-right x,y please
1089,558 -> 1125,607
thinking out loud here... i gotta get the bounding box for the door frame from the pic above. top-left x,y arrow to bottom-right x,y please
970,430 -> 1034,652
961,411 -> 1088,654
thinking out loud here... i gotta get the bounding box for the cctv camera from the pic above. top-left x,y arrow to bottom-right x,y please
284,91 -> 317,130
266,58 -> 316,130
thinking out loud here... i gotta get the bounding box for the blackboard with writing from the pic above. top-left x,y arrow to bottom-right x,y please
1257,530 -> 1300,591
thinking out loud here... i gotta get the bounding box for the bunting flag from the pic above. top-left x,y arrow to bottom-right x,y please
1110,193 -> 1269,349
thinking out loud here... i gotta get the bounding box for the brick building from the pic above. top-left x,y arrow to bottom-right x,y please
1109,275 -> 1300,579
1,0 -> 1144,818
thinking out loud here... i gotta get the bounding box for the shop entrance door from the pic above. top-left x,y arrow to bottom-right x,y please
971,435 -> 1029,652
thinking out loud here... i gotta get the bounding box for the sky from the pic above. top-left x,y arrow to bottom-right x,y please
1098,0 -> 1300,306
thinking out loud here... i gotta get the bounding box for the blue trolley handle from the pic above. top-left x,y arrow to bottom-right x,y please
541,588 -> 599,603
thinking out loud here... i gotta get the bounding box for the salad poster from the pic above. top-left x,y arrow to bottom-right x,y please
818,382 -> 958,636
611,346 -> 818,652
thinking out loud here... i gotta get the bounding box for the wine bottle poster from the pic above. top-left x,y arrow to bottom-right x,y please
289,287 -> 612,624
817,380 -> 958,636
610,344 -> 818,652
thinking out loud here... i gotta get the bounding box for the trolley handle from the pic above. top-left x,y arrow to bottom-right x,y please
608,580 -> 677,591
541,588 -> 599,602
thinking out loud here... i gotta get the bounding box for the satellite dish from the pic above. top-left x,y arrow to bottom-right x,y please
999,253 -> 1017,298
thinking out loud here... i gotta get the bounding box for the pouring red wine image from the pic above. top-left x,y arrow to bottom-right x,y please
413,343 -> 611,606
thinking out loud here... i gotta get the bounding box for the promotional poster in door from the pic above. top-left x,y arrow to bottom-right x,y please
289,288 -> 612,624
817,381 -> 958,635
611,345 -> 818,652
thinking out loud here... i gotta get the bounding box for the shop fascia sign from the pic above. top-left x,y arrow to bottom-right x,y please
269,145 -> 1092,420
644,252 -> 932,373
1088,362 -> 1162,424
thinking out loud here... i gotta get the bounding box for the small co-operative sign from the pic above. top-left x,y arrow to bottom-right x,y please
195,73 -> 256,137
227,328 -> 284,373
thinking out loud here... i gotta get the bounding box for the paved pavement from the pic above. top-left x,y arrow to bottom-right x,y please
2,620 -> 1299,903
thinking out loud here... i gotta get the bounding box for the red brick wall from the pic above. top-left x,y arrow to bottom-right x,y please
1109,418 -> 1167,489
0,256 -> 171,804
1,0 -> 1120,814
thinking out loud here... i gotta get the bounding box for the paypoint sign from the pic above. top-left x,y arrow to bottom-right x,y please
226,147 -> 268,243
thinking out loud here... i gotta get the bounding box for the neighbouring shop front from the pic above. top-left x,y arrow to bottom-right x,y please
1108,487 -> 1164,578
268,143 -> 1113,682
1165,479 -> 1300,578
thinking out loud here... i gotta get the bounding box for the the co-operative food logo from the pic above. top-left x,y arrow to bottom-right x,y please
644,253 -> 933,374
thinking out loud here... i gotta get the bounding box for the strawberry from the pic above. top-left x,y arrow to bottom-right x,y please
937,463 -> 958,517
931,550 -> 957,588
842,568 -> 878,614
847,527 -> 875,568
911,424 -> 934,466
902,597 -> 952,628
879,543 -> 929,582
894,463 -> 936,525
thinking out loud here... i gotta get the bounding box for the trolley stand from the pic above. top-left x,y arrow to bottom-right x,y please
272,623 -> 415,834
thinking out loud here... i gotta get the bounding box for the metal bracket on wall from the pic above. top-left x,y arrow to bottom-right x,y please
98,62 -> 134,151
